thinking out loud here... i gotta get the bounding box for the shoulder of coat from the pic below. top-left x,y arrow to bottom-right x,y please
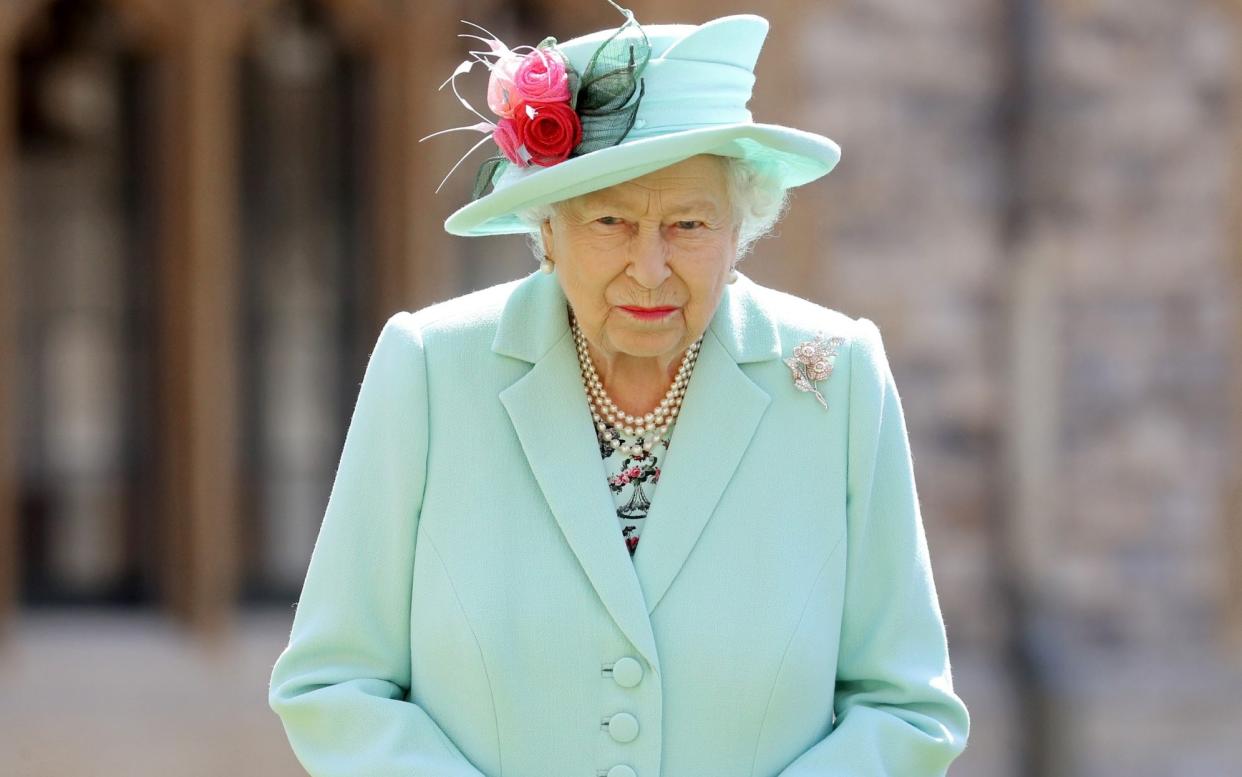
388,276 -> 526,346
738,277 -> 857,350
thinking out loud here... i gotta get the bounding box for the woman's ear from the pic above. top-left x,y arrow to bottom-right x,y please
540,216 -> 555,253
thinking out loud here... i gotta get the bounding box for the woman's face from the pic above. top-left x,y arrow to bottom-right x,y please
541,154 -> 739,368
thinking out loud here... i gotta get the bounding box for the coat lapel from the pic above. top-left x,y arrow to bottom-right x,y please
492,270 -> 781,672
630,329 -> 770,614
499,331 -> 662,673
631,272 -> 779,613
495,272 -> 661,672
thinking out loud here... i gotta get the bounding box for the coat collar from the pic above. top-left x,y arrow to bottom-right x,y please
493,270 -> 779,677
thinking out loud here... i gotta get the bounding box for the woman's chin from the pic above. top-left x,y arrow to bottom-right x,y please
608,326 -> 687,360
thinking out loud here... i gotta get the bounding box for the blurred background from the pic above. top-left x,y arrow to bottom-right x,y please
0,0 -> 1239,775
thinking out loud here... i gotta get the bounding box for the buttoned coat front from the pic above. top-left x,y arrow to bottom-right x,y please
268,268 -> 971,777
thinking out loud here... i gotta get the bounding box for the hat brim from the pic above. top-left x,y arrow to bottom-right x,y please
441,123 -> 842,237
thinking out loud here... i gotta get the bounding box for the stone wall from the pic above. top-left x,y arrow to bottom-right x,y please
727,1 -> 1242,774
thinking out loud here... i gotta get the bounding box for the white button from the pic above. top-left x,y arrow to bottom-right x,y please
607,765 -> 637,777
607,711 -> 639,743
612,656 -> 643,688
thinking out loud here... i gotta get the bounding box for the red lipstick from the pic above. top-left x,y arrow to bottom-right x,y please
619,305 -> 678,321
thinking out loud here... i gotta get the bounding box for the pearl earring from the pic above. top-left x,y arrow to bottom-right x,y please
540,255 -> 554,273
727,265 -> 739,284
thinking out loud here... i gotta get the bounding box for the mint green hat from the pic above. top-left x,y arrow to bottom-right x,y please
424,4 -> 842,238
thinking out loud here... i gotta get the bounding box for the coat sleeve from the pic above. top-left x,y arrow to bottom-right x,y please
775,317 -> 970,776
268,312 -> 490,777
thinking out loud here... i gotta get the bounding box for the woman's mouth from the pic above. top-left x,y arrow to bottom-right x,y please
619,305 -> 679,321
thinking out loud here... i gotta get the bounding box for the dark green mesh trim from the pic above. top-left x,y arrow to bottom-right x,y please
571,1 -> 650,156
471,156 -> 510,201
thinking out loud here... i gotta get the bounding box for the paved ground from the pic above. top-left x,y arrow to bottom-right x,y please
0,609 -> 305,777
0,610 -> 1012,777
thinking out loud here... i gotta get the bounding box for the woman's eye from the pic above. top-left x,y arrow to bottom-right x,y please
592,217 -> 703,229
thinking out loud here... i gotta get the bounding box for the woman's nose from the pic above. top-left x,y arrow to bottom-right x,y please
627,228 -> 672,289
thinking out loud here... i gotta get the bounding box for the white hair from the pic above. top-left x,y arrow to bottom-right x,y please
512,154 -> 791,268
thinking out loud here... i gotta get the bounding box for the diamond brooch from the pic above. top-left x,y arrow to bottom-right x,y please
784,332 -> 845,410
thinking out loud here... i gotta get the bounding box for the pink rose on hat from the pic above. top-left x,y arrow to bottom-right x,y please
511,47 -> 572,104
485,52 -> 523,119
491,117 -> 526,165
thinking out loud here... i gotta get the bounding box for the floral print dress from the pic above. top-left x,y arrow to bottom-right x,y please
593,417 -> 678,559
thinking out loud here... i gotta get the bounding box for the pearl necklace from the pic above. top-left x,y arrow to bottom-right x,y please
571,312 -> 702,458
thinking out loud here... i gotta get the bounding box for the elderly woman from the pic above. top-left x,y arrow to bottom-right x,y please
268,6 -> 969,777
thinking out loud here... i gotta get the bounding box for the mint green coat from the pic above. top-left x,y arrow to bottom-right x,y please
268,269 -> 970,777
